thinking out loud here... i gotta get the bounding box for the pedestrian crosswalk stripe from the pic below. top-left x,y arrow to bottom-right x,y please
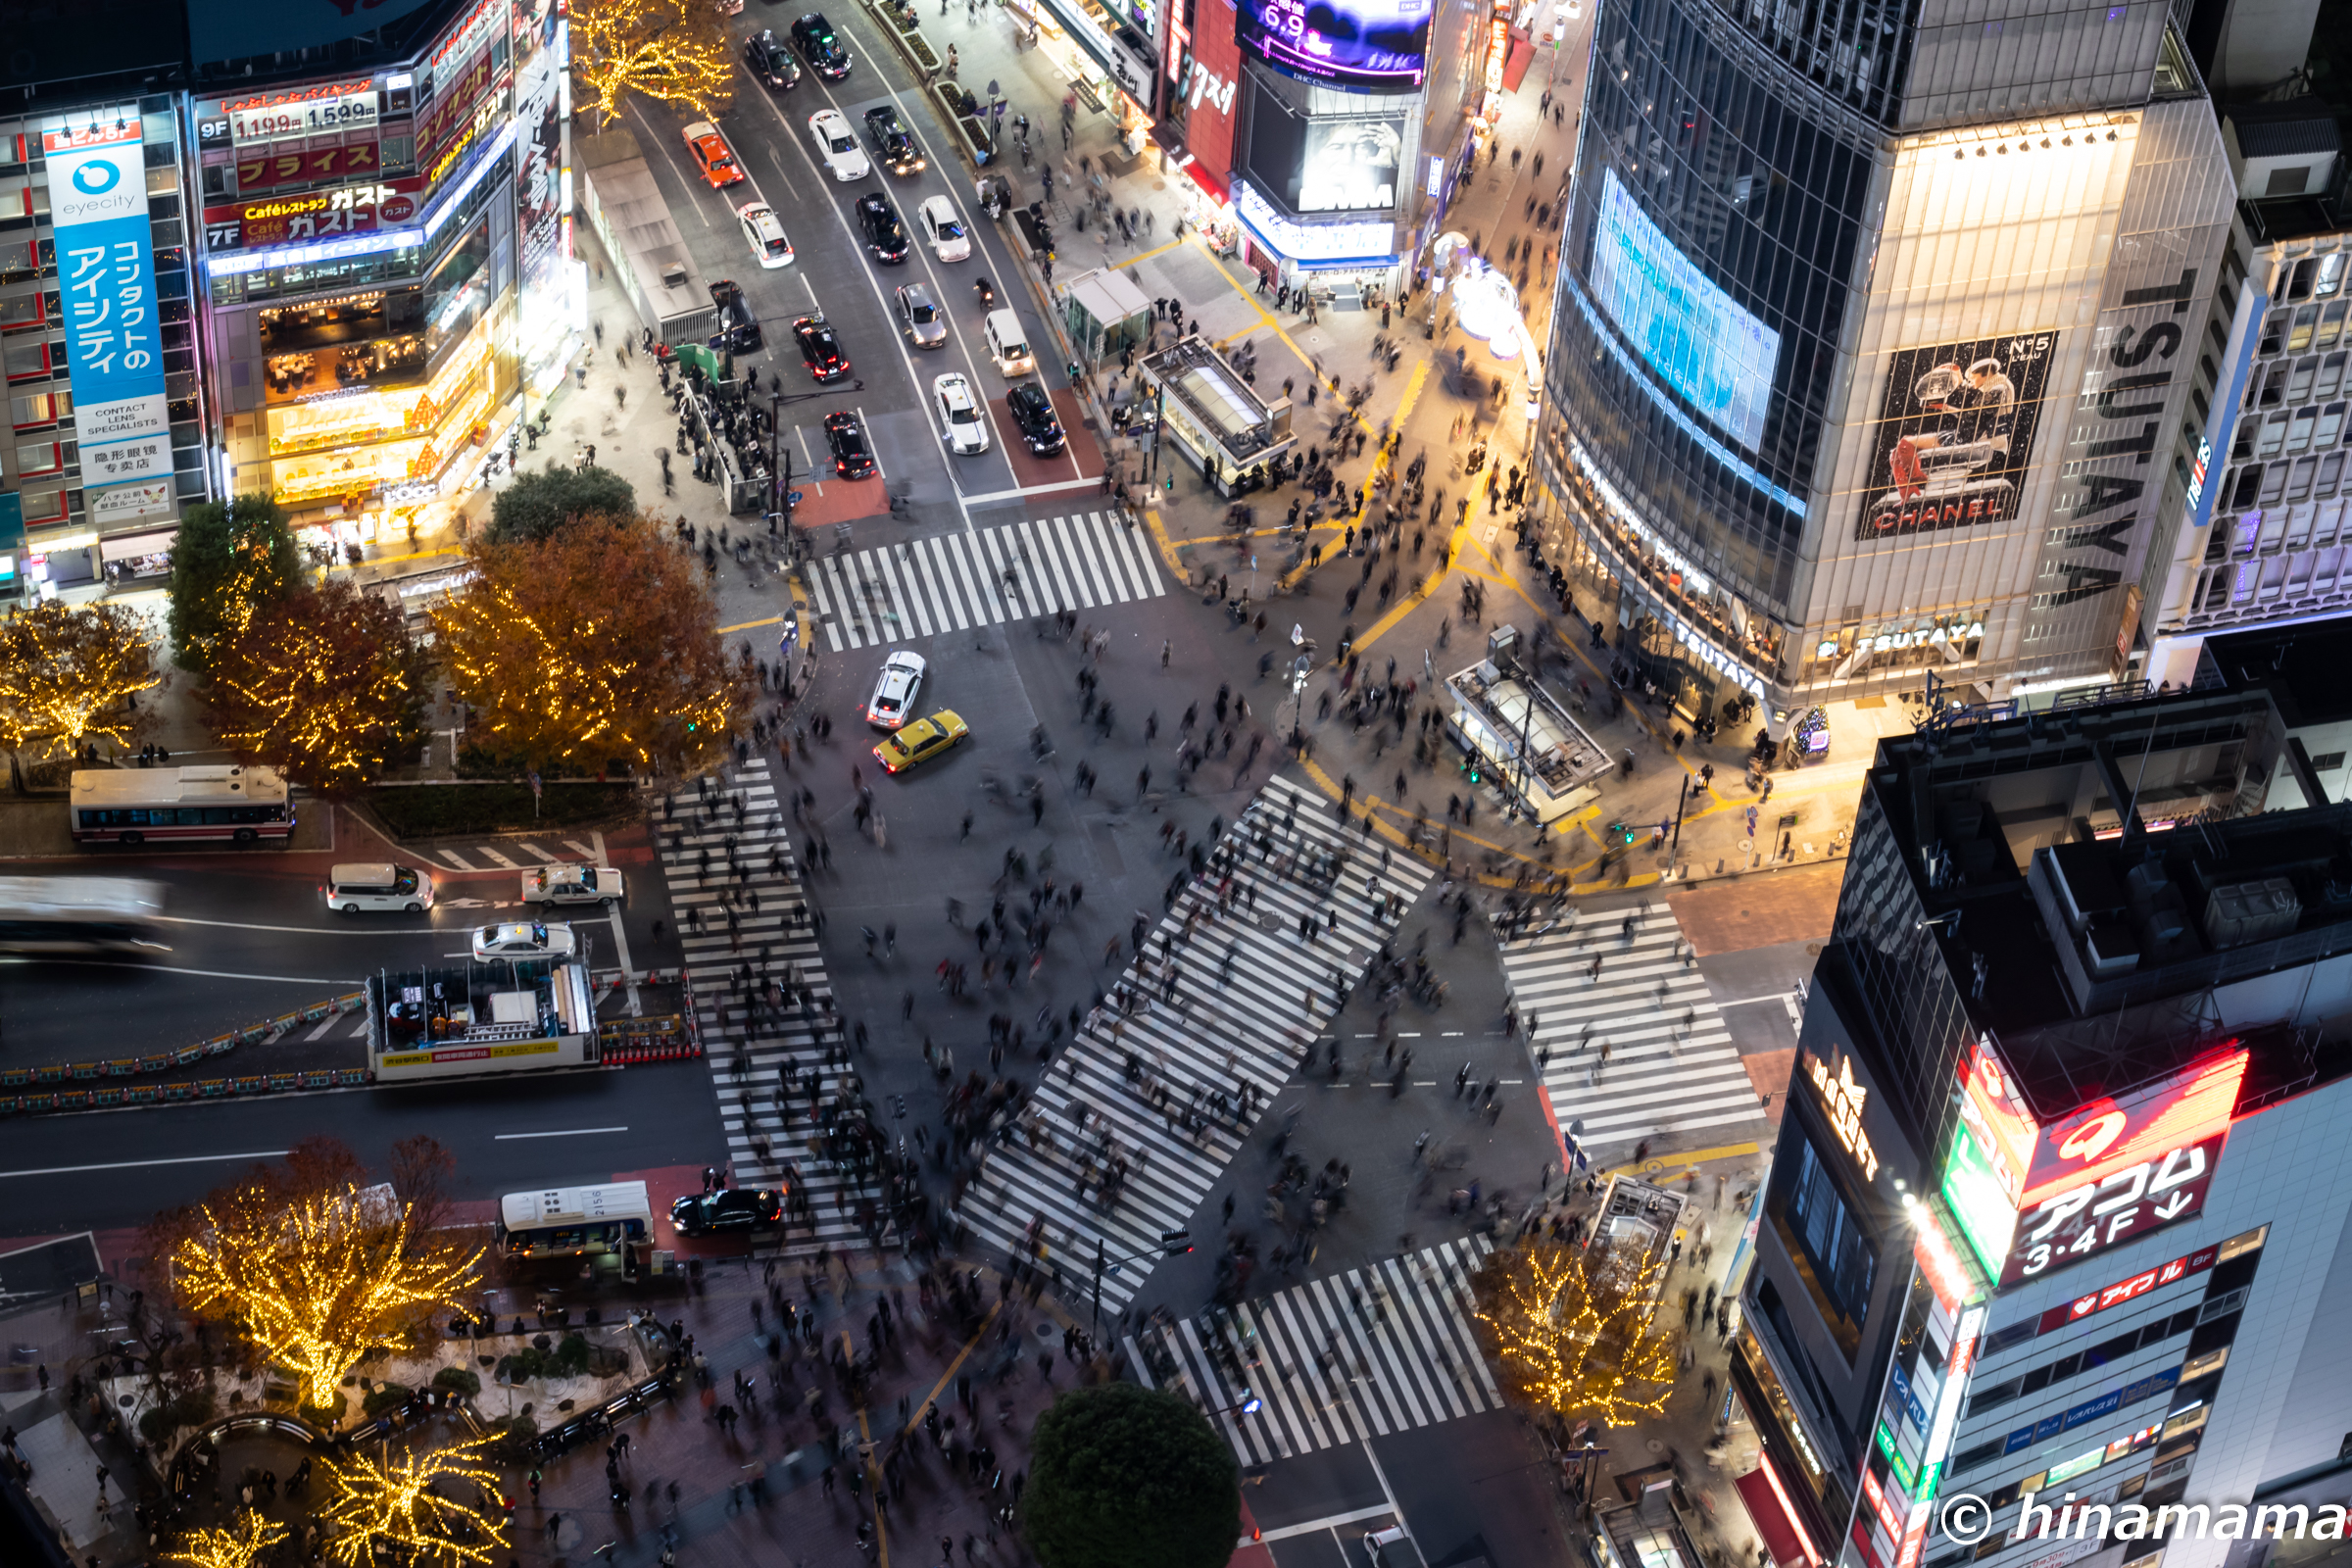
803,512 -> 1164,651
956,773 -> 1435,1314
1496,903 -> 1766,1149
648,758 -> 878,1254
1133,1238 -> 1502,1460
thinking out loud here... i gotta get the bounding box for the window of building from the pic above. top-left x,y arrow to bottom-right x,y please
1767,1126 -> 1877,1354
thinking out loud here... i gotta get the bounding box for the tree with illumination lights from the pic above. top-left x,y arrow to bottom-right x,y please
1470,1240 -> 1679,1424
167,493 -> 304,675
166,1142 -> 482,1415
167,1512 -> 287,1568
0,601 -> 160,787
209,576 -> 430,792
571,0 -> 734,129
430,511 -> 748,778
320,1435 -> 510,1567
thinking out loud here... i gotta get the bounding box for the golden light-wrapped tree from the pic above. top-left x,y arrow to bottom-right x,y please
0,602 -> 160,784
1470,1241 -> 1679,1424
210,577 -> 431,792
571,0 -> 734,128
322,1435 -> 509,1568
430,510 -> 748,777
168,1513 -> 287,1568
169,1152 -> 481,1412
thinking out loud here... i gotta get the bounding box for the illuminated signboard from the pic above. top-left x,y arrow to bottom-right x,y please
41,122 -> 173,499
204,178 -> 425,252
1232,179 -> 1397,265
1480,15 -> 1508,119
2007,1130 -> 2224,1286
2019,1047 -> 2247,1209
1939,1119 -> 2018,1276
1803,1047 -> 1881,1182
1236,0 -> 1430,88
221,82 -> 379,143
1910,1202 -> 1975,1315
233,141 -> 383,193
2034,1243 -> 2219,1333
1588,170 -> 1781,453
1957,1040 -> 2037,1206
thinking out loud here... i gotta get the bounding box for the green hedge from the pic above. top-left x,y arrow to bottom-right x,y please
367,783 -> 638,839
362,1382 -> 411,1417
495,1332 -> 592,1385
432,1366 -> 482,1397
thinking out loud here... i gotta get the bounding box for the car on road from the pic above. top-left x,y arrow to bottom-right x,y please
669,1188 -> 785,1236
521,865 -> 626,908
325,862 -> 434,913
1362,1528 -> 1429,1568
737,200 -> 794,268
854,192 -> 908,263
681,121 -> 744,187
808,108 -> 869,181
789,13 -> 852,77
864,649 -> 927,729
823,410 -> 877,477
915,195 -> 970,262
895,282 -> 947,348
471,920 -> 578,962
872,710 -> 969,773
1005,382 -> 1066,455
862,106 -> 925,174
793,313 -> 851,381
933,372 -> 990,455
795,313 -> 851,383
743,29 -> 802,89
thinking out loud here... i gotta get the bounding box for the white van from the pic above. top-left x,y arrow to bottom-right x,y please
325,862 -> 435,912
984,308 -> 1034,376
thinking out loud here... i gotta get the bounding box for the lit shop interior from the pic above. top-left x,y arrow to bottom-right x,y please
1018,0 -> 1157,155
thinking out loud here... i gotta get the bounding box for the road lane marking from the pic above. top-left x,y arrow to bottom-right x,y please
476,847 -> 520,868
0,1151 -> 292,1179
494,1126 -> 630,1140
149,915 -> 437,935
2,958 -> 361,984
440,850 -> 478,870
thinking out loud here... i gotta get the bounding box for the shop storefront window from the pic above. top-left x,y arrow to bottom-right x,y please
424,219 -> 491,366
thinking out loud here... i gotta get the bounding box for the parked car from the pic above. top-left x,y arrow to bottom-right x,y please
710,279 -> 761,352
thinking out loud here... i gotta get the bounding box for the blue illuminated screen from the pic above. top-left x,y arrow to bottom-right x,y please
1587,170 -> 1780,453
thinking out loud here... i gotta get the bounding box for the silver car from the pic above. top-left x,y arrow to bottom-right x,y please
896,283 -> 947,349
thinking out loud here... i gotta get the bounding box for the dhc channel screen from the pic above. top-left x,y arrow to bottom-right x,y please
1588,170 -> 1780,453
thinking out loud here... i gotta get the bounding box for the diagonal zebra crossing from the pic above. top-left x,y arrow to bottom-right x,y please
1129,1238 -> 1504,1461
1497,902 -> 1767,1152
650,756 -> 876,1252
801,511 -> 1165,651
958,773 -> 1434,1314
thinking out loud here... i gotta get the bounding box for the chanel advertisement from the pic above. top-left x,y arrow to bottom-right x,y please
1854,333 -> 2058,542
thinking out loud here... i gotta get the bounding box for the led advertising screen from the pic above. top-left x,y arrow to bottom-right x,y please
1237,0 -> 1431,88
2019,1046 -> 2247,1209
1938,1120 -> 2018,1279
1854,332 -> 2059,542
1297,120 -> 1402,213
1587,170 -> 1781,453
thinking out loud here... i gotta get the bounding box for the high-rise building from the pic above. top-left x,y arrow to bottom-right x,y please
1731,688 -> 2352,1568
1530,0 -> 2243,732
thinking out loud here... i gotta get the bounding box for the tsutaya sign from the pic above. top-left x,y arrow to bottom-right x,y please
1806,1047 -> 1882,1183
41,122 -> 174,501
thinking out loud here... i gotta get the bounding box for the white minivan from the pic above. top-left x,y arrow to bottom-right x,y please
325,862 -> 435,912
984,308 -> 1034,375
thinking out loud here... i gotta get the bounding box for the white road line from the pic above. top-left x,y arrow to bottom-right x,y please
514,842 -> 560,862
494,1126 -> 630,1140
476,847 -> 520,868
3,958 -> 360,984
301,1015 -> 340,1042
439,850 -> 478,870
564,840 -> 598,858
0,1151 -> 292,1179
148,915 -> 435,935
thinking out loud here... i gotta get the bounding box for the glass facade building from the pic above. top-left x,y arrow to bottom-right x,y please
1534,0 -> 2240,725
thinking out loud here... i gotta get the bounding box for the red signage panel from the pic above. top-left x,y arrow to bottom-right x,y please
2019,1047 -> 2248,1209
204,175 -> 428,253
234,141 -> 383,192
2035,1243 -> 2220,1333
2005,1130 -> 2227,1287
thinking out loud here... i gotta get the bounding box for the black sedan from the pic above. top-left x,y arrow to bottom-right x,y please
1006,382 -> 1067,455
669,1188 -> 784,1236
855,192 -> 908,263
743,29 -> 802,89
794,313 -> 852,381
824,411 -> 878,478
862,106 -> 925,175
789,12 -> 852,78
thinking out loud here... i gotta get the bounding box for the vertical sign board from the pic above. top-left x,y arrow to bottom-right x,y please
43,123 -> 173,500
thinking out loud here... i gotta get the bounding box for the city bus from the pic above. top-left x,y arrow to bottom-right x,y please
70,764 -> 294,847
0,876 -> 168,955
494,1182 -> 653,1259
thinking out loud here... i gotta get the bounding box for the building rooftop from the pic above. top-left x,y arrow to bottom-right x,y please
2227,96 -> 2343,160
2197,619 -> 2352,729
1139,335 -> 1283,460
1862,687 -> 2352,1119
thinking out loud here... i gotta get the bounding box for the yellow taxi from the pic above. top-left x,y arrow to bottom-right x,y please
872,709 -> 969,774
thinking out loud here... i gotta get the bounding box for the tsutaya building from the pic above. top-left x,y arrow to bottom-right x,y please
1532,0 -> 2243,730
1732,689 -> 2352,1568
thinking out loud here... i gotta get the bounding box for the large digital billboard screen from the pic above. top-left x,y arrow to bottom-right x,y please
1853,333 -> 2059,542
1587,171 -> 1780,453
1237,0 -> 1431,88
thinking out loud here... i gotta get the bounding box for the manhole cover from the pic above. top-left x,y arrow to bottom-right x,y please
1260,912 -> 1283,932
1035,1322 -> 1057,1341
1646,1438 -> 1665,1454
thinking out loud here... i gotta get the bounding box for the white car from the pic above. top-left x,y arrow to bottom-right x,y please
934,373 -> 990,456
809,110 -> 870,180
865,649 -> 927,729
521,865 -> 626,907
737,201 -> 793,269
917,195 -> 971,262
471,921 -> 578,961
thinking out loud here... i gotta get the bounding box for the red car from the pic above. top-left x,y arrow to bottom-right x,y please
682,121 -> 744,187
794,314 -> 852,381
